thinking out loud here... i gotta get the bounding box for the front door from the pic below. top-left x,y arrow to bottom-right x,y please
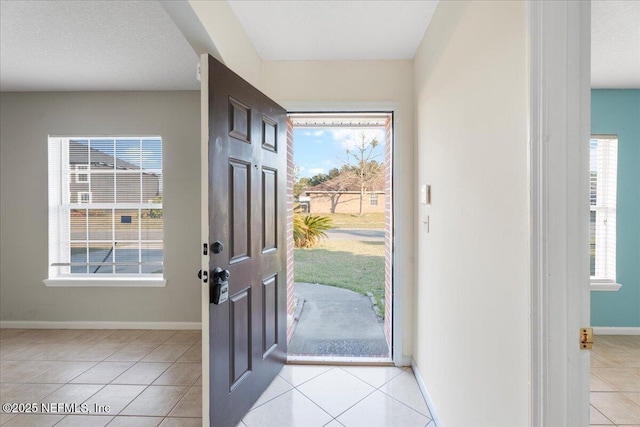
203,55 -> 287,427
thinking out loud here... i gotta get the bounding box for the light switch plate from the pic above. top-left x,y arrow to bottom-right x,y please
420,184 -> 431,205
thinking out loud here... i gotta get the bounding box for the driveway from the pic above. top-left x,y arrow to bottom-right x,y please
325,228 -> 384,241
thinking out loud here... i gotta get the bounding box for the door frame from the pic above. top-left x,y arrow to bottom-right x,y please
527,1 -> 591,425
200,54 -> 211,427
283,100 -> 406,367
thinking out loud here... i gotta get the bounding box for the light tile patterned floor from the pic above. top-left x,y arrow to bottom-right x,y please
243,365 -> 433,427
0,329 -> 433,427
0,329 -> 202,426
591,335 -> 640,426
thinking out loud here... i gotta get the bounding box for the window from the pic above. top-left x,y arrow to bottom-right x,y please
75,164 -> 89,183
78,192 -> 91,204
46,137 -> 164,286
370,193 -> 379,206
590,136 -> 620,290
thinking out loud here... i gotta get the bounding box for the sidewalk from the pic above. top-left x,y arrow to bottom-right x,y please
289,282 -> 389,357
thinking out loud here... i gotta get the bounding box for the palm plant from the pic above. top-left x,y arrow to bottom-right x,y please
293,205 -> 334,248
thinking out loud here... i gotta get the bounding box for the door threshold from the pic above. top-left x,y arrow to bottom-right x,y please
287,355 -> 394,366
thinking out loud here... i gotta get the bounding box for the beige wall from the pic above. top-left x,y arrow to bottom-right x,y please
0,91 -> 201,323
413,1 -> 529,425
262,60 -> 415,359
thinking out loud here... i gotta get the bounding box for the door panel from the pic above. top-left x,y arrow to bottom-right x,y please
262,275 -> 278,357
230,288 -> 251,389
229,160 -> 251,263
206,55 -> 287,427
262,168 -> 277,252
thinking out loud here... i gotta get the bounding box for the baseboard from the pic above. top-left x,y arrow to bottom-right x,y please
593,327 -> 640,335
411,358 -> 442,427
0,321 -> 202,330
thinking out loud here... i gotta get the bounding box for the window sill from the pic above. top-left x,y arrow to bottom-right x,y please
43,277 -> 167,288
590,280 -> 622,292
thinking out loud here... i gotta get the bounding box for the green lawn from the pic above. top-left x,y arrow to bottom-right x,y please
320,212 -> 385,229
294,239 -> 385,315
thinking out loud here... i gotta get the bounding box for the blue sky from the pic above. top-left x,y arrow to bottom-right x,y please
293,128 -> 386,178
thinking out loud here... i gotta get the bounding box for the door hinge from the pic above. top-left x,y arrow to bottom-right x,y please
580,327 -> 594,350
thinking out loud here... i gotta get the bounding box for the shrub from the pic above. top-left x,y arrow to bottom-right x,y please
293,212 -> 334,248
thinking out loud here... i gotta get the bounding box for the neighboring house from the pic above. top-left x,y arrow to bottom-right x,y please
302,171 -> 385,214
69,140 -> 161,205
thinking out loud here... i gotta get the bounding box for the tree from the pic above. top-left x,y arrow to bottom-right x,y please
293,177 -> 310,198
343,131 -> 383,215
293,164 -> 342,199
293,166 -> 309,198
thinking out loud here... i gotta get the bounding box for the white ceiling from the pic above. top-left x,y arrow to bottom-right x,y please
227,0 -> 439,61
0,1 -> 199,91
1,1 -> 637,91
591,0 -> 640,88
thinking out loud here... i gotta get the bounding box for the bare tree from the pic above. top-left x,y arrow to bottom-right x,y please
344,131 -> 383,216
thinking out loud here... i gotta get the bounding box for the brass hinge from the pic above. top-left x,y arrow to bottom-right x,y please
580,327 -> 594,350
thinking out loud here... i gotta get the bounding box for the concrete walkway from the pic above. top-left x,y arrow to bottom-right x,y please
289,282 -> 389,357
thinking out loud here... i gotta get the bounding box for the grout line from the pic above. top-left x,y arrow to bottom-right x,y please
336,364 -> 405,389
278,365 -> 336,388
162,384 -> 194,419
292,385 -> 344,423
292,369 -> 378,420
378,388 -> 433,420
591,404 -> 616,425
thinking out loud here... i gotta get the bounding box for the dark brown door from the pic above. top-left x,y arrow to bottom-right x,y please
205,55 -> 287,427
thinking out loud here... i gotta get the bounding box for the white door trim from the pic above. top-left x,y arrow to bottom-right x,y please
527,1 -> 591,425
199,54 -> 211,427
282,100 -> 406,367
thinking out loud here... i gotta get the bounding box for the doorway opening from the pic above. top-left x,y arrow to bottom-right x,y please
285,112 -> 394,362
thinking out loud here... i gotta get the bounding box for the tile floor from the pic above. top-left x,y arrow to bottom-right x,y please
0,329 -> 433,427
591,335 -> 640,426
5,328 -> 638,426
241,365 -> 433,427
0,329 -> 202,426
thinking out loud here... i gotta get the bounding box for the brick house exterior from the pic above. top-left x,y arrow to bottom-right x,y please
302,172 -> 385,214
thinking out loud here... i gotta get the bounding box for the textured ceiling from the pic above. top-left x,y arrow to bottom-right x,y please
227,0 -> 439,60
0,1 -> 199,91
1,0 -> 636,91
591,0 -> 640,88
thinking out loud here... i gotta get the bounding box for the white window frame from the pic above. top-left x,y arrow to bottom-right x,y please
45,136 -> 166,287
75,164 -> 89,183
590,135 -> 621,291
77,191 -> 92,204
369,193 -> 379,206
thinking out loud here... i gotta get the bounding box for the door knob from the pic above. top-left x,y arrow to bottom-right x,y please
213,267 -> 230,281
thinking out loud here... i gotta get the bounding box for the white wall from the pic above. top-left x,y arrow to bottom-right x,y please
189,0 -> 263,90
412,1 -> 529,425
0,91 -> 201,324
261,60 -> 415,358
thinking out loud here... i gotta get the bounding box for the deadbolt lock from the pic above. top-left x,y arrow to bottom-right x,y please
580,327 -> 594,350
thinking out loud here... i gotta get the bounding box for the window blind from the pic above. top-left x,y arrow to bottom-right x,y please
48,137 -> 163,278
590,137 -> 617,282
